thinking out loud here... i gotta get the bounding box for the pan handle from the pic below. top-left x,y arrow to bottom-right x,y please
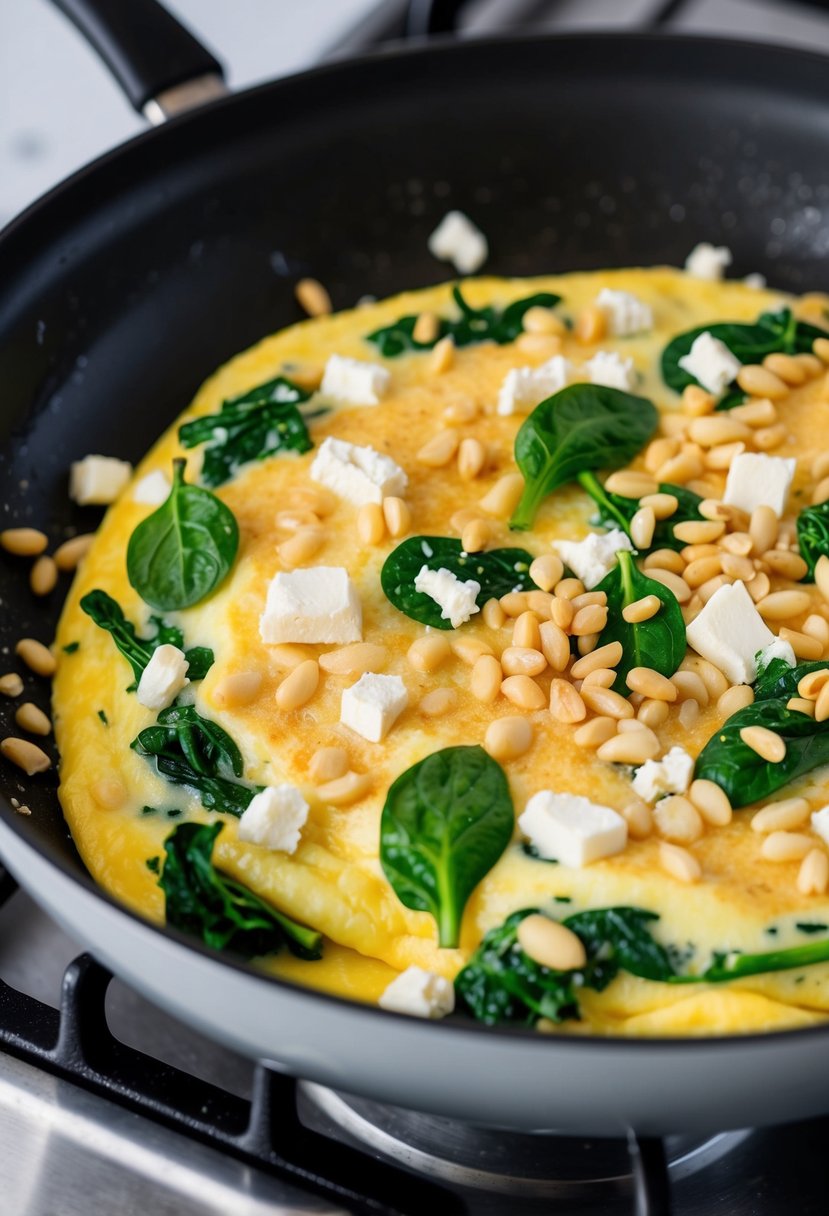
405,0 -> 468,36
51,0 -> 227,123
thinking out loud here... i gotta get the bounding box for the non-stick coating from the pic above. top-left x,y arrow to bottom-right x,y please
3,32 -> 829,1132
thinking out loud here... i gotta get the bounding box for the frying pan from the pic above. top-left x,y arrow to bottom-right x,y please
2,0 -> 829,1140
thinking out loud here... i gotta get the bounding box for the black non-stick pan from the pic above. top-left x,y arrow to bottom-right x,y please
2,0 -> 829,1141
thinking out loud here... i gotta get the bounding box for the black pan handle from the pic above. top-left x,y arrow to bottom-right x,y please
406,0 -> 469,37
51,0 -> 225,118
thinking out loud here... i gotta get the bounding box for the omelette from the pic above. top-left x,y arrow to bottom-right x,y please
48,266 -> 829,1036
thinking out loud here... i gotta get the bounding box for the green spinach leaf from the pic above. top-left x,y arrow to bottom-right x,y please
579,472 -> 704,554
510,384 -> 659,531
126,460 -> 239,612
80,589 -> 214,687
161,821 -> 321,959
754,657 -> 829,702
380,536 -> 535,629
796,500 -> 829,581
178,376 -> 313,487
380,745 -> 514,948
366,286 -> 562,357
594,551 -> 686,693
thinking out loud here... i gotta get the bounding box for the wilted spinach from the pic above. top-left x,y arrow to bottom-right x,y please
594,551 -> 685,694
366,286 -> 562,357
380,536 -> 535,629
754,657 -> 829,702
127,459 -> 239,612
160,821 -> 322,959
796,501 -> 829,581
80,589 -> 214,688
178,375 -> 313,487
510,384 -> 658,531
579,472 -> 704,554
380,745 -> 514,948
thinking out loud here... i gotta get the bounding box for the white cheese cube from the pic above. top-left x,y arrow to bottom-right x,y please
69,455 -> 133,505
260,567 -> 362,645
497,356 -> 572,416
677,331 -> 742,396
584,350 -> 637,392
757,637 -> 797,675
632,746 -> 695,803
810,805 -> 829,850
320,354 -> 390,406
685,580 -> 774,685
554,529 -> 634,590
136,644 -> 190,711
414,565 -> 481,628
684,242 -> 733,281
133,470 -> 171,506
427,210 -> 488,275
595,289 -> 653,336
238,784 -> 309,853
518,791 -> 627,868
340,672 -> 408,743
310,436 -> 407,506
379,965 -> 455,1019
723,452 -> 796,518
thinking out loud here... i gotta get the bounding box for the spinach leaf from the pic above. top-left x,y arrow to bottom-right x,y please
579,471 -> 704,554
694,696 -> 829,808
380,745 -> 514,948
161,821 -> 322,959
380,536 -> 535,629
132,704 -> 260,816
594,551 -> 685,694
510,384 -> 659,531
796,501 -> 829,581
80,589 -> 214,687
701,938 -> 829,982
366,286 -> 562,357
126,459 -> 239,612
179,375 -> 313,488
754,657 -> 829,702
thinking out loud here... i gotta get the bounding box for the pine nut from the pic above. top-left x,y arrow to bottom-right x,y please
382,497 -> 411,538
555,578 -> 586,600
756,590 -> 811,621
0,673 -> 24,698
640,493 -> 678,521
625,667 -> 676,701
485,715 -> 533,761
0,737 -> 51,775
459,518 -> 488,555
569,603 -> 606,636
814,336 -> 829,364
683,555 -> 723,588
764,548 -> 808,582
275,659 -> 319,710
452,508 -> 480,534
443,399 -> 479,424
671,671 -> 709,705
622,595 -> 660,625
13,702 -> 50,736
526,590 -> 553,617
550,597 -> 574,629
644,548 -> 685,574
720,532 -> 753,559
698,574 -> 732,604
763,352 -> 806,385
673,520 -> 726,545
451,636 -> 494,665
645,436 -> 681,471
646,568 -> 692,603
295,277 -> 331,316
630,506 -> 655,550
516,333 -> 562,358
580,685 -> 634,719
549,679 -> 587,723
357,504 -> 386,546
787,696 -> 815,716
3,528 -> 48,558
430,335 -> 455,373
638,698 -> 670,728
577,633 -> 600,656
815,682 -> 829,723
804,614 -> 829,644
779,627 -> 823,661
500,592 -> 531,617
268,643 -> 311,671
720,553 -> 755,581
278,526 -> 325,567
471,654 -> 503,702
747,571 -> 771,603
761,831 -> 814,862
604,471 -> 659,498
798,668 -> 829,700
740,725 -> 786,762
319,642 -> 388,676
681,542 -> 720,563
798,848 -> 829,895
316,771 -> 372,805
621,801 -> 653,839
501,674 -> 546,710
681,384 -> 716,416
54,533 -> 95,571
688,779 -> 732,827
688,416 -> 752,446
512,611 -> 542,650
28,556 -> 57,597
211,670 -> 262,709
680,656 -> 729,700
659,841 -> 701,883
582,667 -> 616,689
718,683 -> 754,716
752,798 -> 810,833
457,437 -> 487,481
413,310 -> 440,344
570,641 -> 623,678
576,303 -> 606,343
755,428 -> 790,454
815,556 -> 829,603
703,441 -> 745,471
407,634 -> 451,673
309,746 -> 349,783
574,716 -> 617,748
517,914 -> 587,970
813,477 -> 829,505
736,364 -> 789,399
522,306 -> 566,335
795,352 -> 824,377
483,597 -> 506,629
538,620 -> 570,671
419,687 -> 457,717
15,639 -> 56,677
91,777 -> 126,809
729,398 -> 777,427
749,505 -> 779,555
417,429 -> 459,467
678,698 -> 700,728
597,730 -> 660,765
654,795 -> 704,844
656,451 -> 703,484
530,554 -> 564,592
479,473 -> 525,518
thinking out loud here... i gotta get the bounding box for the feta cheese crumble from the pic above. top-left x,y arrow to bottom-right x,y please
677,331 -> 742,396
632,747 -> 695,803
310,436 -> 407,506
414,565 -> 481,628
260,567 -> 362,645
684,242 -> 733,281
685,580 -> 774,685
554,529 -> 634,590
132,470 -> 171,506
756,638 -> 797,678
427,210 -> 488,275
379,966 -> 455,1019
497,356 -> 572,416
723,452 -> 796,519
135,644 -> 190,711
237,784 -> 309,853
69,455 -> 133,505
340,672 -> 408,743
595,289 -> 653,336
811,805 -> 829,850
518,791 -> 627,868
584,350 -> 637,391
320,354 -> 390,406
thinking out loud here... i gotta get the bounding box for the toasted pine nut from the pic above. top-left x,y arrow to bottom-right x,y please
570,641 -> 623,678
501,674 -> 546,710
526,590 -> 554,617
54,533 -> 94,571
574,716 -> 617,748
516,333 -> 562,358
28,556 -> 57,596
580,685 -> 634,719
718,683 -> 754,716
554,577 -> 586,600
798,848 -> 829,895
522,306 -> 566,335
530,554 -> 564,593
678,698 -> 700,728
577,633 -> 600,656
683,555 -> 723,588
720,532 -> 753,558
484,715 -> 534,761
752,798 -> 811,833
645,436 -> 681,471
756,590 -> 811,621
0,736 -> 51,775
630,506 -> 655,550
795,352 -> 824,377
656,450 -> 703,484
316,771 -> 372,805
412,310 -> 440,344
597,730 -> 660,765
430,335 -> 455,373
814,336 -> 829,365
763,352 -> 806,385
698,574 -> 733,604
471,654 -> 503,703
295,277 -> 331,316
511,611 -> 541,651
537,620 -> 569,672
570,603 -> 608,636
659,841 -> 701,883
622,595 -> 661,625
703,441 -> 745,471
688,779 -> 732,827
736,364 -> 789,399
549,678 -> 587,723
804,614 -> 829,645
671,670 -> 709,705
673,520 -> 726,545
407,634 -> 451,673
582,667 -> 616,689
625,667 -> 677,701
0,673 -> 24,698
645,568 -> 692,603
754,423 -> 791,452
417,429 -> 459,467
815,555 -> 829,603
749,505 -> 779,555
357,504 -> 386,546
278,526 -> 325,567
740,724 -> 786,762
479,473 -> 525,518
13,702 -> 51,736
268,643 -> 311,671
681,542 -> 720,563
451,636 -> 494,666
91,777 -> 126,809
729,398 -> 778,426
576,303 -> 606,343
319,642 -> 388,676
550,597 -> 574,629
483,597 -> 506,629
275,659 -> 319,710
621,801 -> 654,839
688,416 -> 752,447
461,517 -> 490,554
500,591 -> 531,618
746,571 -> 771,603
1,527 -> 49,557
15,639 -> 56,677
779,627 -> 823,661
680,655 -> 729,700
683,383 -> 720,416
419,687 -> 457,717
815,681 -> 829,723
638,698 -> 670,728
309,746 -> 349,783
788,696 -> 815,716
720,553 -> 755,581
457,437 -> 487,481
798,668 -> 829,700
382,497 -> 411,538
640,493 -> 678,521
443,398 -> 479,424
211,671 -> 262,710
654,795 -> 704,844
604,471 -> 659,499
517,914 -> 587,970
644,548 -> 685,574
761,831 -> 814,862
